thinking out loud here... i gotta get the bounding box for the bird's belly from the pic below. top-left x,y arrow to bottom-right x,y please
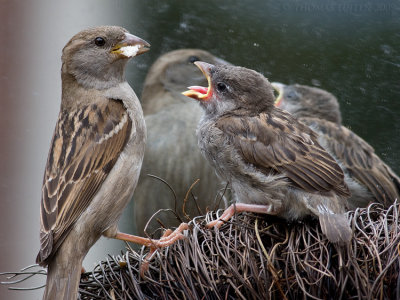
231,176 -> 286,211
231,178 -> 334,221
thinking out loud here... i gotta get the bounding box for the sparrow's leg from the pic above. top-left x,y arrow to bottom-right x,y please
206,203 -> 279,228
112,222 -> 189,248
112,223 -> 189,276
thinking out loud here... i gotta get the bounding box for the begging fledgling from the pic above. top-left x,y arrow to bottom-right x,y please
183,62 -> 352,244
135,49 -> 231,234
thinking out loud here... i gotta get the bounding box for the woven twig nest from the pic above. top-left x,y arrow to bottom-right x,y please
78,202 -> 400,300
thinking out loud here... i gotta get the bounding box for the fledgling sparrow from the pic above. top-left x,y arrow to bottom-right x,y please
135,49 -> 231,234
272,83 -> 342,124
183,62 -> 352,244
272,83 -> 400,209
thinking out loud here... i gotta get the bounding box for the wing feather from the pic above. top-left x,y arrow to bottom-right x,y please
37,99 -> 132,265
216,109 -> 350,197
300,117 -> 400,207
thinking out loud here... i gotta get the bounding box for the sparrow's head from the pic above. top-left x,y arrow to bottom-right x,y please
183,62 -> 275,116
146,49 -> 231,94
142,49 -> 231,115
62,26 -> 150,89
272,83 -> 342,124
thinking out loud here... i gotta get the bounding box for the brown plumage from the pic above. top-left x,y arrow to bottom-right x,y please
183,62 -> 352,243
215,110 -> 349,197
36,26 -> 186,300
39,99 -> 132,264
134,49 -> 230,234
272,83 -> 400,209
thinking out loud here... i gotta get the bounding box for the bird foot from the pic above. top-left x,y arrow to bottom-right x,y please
140,223 -> 189,276
206,203 -> 278,229
114,223 -> 189,276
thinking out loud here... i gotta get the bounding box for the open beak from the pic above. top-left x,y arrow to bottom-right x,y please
271,82 -> 285,107
182,61 -> 214,101
111,32 -> 150,58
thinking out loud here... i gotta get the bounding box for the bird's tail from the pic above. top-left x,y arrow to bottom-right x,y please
319,212 -> 352,244
42,248 -> 83,300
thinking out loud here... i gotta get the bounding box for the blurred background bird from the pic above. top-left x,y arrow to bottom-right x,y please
272,83 -> 400,209
184,62 -> 352,243
134,49 -> 231,235
272,83 -> 342,124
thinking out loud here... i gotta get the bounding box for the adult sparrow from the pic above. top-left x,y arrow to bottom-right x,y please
183,62 -> 352,243
272,83 -> 400,209
135,49 -> 231,234
37,26 -> 183,300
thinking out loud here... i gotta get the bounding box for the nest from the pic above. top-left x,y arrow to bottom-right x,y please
78,202 -> 400,300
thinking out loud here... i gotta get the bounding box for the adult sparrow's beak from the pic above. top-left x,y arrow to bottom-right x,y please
271,82 -> 285,108
182,61 -> 213,101
111,32 -> 150,58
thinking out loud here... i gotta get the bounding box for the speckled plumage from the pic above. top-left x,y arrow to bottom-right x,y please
37,26 -> 149,300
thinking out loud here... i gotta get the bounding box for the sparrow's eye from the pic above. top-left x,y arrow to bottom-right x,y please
188,56 -> 200,63
94,37 -> 106,47
216,82 -> 227,92
286,90 -> 298,100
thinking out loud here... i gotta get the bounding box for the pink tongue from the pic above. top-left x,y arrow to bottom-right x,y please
188,86 -> 208,95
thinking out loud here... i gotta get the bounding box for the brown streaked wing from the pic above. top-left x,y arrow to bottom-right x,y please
216,110 -> 350,197
300,117 -> 400,207
37,99 -> 132,265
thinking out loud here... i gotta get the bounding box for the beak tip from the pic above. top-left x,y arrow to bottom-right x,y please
124,32 -> 150,48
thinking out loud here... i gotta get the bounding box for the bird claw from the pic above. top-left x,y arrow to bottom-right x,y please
139,223 -> 189,276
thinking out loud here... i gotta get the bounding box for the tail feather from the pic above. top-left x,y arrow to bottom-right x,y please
42,248 -> 83,300
319,213 -> 352,244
